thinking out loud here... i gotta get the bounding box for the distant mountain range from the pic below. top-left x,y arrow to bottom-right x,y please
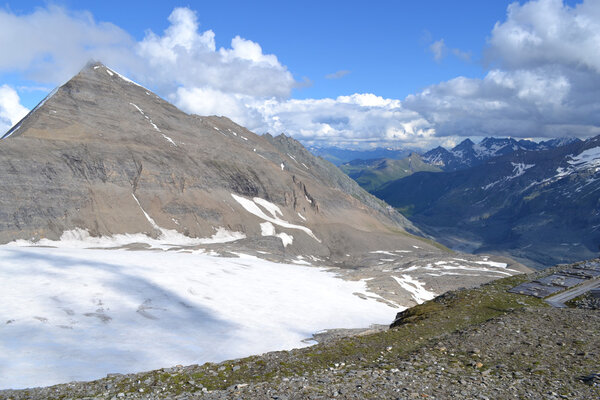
422,137 -> 581,172
373,136 -> 600,268
306,146 -> 412,166
333,137 -> 581,194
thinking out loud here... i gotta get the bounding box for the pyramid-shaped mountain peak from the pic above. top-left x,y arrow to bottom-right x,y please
0,63 -> 421,259
2,62 -> 181,142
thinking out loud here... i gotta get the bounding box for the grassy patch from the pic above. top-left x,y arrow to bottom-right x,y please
396,205 -> 415,217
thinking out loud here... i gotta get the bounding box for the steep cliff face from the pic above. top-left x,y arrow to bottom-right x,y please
0,62 -> 426,258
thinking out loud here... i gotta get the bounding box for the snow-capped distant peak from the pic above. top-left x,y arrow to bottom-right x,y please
568,146 -> 600,170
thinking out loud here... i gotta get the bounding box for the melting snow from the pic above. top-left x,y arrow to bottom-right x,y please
260,222 -> 276,236
232,194 -> 320,243
253,198 -> 283,218
401,260 -> 519,277
568,147 -> 600,170
483,162 -> 535,190
0,246 -> 395,389
161,134 -> 177,146
297,213 -> 306,221
370,251 -> 396,256
129,103 -> 164,136
474,260 -> 508,269
392,275 -> 436,304
280,163 -> 285,171
18,193 -> 249,249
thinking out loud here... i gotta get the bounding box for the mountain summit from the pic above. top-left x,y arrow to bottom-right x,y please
0,62 -> 427,258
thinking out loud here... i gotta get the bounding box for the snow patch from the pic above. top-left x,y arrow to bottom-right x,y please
260,222 -> 276,236
253,197 -> 283,218
260,220 -> 293,247
392,275 -> 436,304
370,251 -> 396,256
0,246 -> 395,389
7,225 -> 246,250
161,134 -> 177,146
129,103 -> 163,134
483,162 -> 535,190
568,147 -> 600,170
232,194 -> 320,243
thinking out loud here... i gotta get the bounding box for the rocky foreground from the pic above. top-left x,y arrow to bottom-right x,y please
2,267 -> 598,400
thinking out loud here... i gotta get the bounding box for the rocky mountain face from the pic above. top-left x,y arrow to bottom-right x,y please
0,62 -> 430,260
422,137 -> 581,172
375,137 -> 600,267
339,153 -> 442,192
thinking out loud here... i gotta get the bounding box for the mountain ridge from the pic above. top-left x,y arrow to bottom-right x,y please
374,136 -> 600,267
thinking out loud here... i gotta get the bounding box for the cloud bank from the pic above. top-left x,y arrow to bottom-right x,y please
0,0 -> 599,149
0,85 -> 29,134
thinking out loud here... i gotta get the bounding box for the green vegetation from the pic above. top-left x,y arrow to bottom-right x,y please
340,154 -> 441,192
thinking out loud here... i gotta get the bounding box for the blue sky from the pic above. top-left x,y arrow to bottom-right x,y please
4,0 -> 509,106
0,0 -> 599,149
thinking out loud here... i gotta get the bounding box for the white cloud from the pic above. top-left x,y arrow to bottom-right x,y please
174,87 -> 264,129
135,8 -> 294,99
429,39 -> 446,62
254,94 -> 437,149
325,70 -> 350,79
0,85 -> 29,133
0,5 -> 135,84
404,0 -> 600,139
486,0 -> 600,73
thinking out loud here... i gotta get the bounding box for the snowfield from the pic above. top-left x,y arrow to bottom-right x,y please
0,246 -> 396,390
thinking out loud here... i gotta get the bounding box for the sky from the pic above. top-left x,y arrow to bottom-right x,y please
0,0 -> 598,150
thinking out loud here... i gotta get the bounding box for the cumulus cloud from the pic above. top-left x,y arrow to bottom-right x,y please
486,0 -> 600,73
0,5 -> 135,83
137,8 -> 294,98
255,94 -> 437,148
406,0 -> 600,140
0,85 -> 29,134
1,1 -> 600,148
325,70 -> 350,79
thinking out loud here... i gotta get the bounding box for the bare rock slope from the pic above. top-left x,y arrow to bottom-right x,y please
0,62 -> 421,258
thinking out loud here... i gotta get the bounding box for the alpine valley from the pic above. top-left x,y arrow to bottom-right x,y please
333,136 -> 599,268
372,137 -> 600,268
